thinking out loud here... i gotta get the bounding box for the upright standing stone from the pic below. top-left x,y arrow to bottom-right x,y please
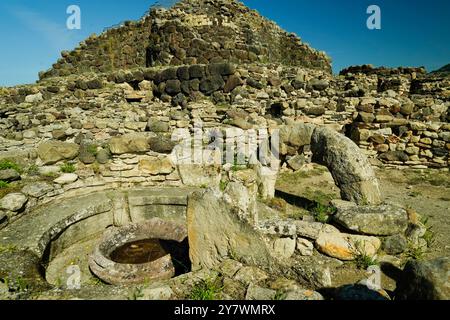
311,126 -> 382,205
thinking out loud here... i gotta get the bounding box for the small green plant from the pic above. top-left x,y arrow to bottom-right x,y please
27,164 -> 39,176
60,162 -> 76,173
231,155 -> 248,172
273,290 -> 286,300
219,180 -> 229,191
189,277 -> 223,301
0,180 -> 9,189
310,203 -> 336,223
404,242 -> 426,261
0,160 -> 22,173
86,144 -> 98,156
0,244 -> 17,254
0,159 -> 22,173
199,183 -> 209,189
88,277 -> 104,286
354,253 -> 378,270
4,276 -> 30,293
420,216 -> 436,248
128,286 -> 145,300
91,162 -> 101,175
353,241 -> 378,270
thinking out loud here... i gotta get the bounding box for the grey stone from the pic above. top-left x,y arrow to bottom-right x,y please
208,62 -> 236,76
25,92 -> 43,103
109,134 -> 150,155
310,79 -> 329,91
165,79 -> 181,95
273,237 -> 296,259
246,78 -> 263,89
78,145 -> 96,164
395,257 -> 450,300
332,200 -> 408,236
234,266 -> 268,285
280,123 -> 315,148
149,136 -> 176,154
224,74 -> 243,93
21,182 -> 53,198
379,151 -> 409,162
86,78 -> 103,89
147,119 -> 170,133
296,238 -> 314,256
54,173 -> 78,185
37,141 -> 80,165
0,193 -> 28,212
245,284 -> 276,300
0,169 -> 20,182
305,106 -> 326,116
200,75 -> 225,95
287,154 -> 306,171
219,259 -> 243,278
293,221 -> 339,240
311,126 -> 382,205
383,234 -> 408,254
188,65 -> 205,79
258,219 -> 297,237
96,149 -> 110,164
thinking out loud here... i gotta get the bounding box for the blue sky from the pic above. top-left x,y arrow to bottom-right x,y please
0,0 -> 449,86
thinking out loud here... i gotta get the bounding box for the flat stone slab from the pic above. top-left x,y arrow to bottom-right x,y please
332,200 -> 408,236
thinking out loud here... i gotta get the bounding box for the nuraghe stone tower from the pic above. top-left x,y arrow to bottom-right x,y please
39,0 -> 331,79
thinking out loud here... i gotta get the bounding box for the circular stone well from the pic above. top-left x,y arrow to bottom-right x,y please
89,218 -> 188,285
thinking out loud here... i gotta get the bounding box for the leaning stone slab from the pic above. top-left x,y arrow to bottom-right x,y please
311,126 -> 382,205
332,200 -> 408,236
187,188 -> 274,271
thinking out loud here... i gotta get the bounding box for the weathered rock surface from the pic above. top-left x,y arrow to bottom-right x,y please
273,237 -> 296,260
311,126 -> 382,205
109,134 -> 150,155
296,238 -> 314,256
383,234 -> 408,255
0,193 -> 28,212
37,141 -> 80,165
332,200 -> 408,236
395,257 -> 450,300
21,182 -> 53,198
0,169 -> 20,182
187,188 -> 273,271
54,173 -> 78,185
245,284 -> 276,300
315,232 -> 381,261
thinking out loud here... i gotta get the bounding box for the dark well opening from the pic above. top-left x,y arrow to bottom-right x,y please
109,238 -> 191,276
268,103 -> 283,118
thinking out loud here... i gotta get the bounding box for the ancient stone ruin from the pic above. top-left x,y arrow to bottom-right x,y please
0,0 -> 448,301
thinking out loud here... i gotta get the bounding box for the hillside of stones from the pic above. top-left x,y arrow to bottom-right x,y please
0,0 -> 449,301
